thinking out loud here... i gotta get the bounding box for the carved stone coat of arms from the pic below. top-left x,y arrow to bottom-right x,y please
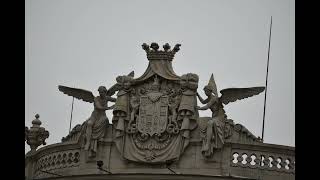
138,94 -> 168,137
111,43 -> 199,163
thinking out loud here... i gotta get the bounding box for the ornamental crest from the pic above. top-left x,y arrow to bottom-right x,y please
137,94 -> 168,136
110,43 -> 199,163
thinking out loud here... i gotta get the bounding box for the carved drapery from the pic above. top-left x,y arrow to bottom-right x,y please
113,75 -> 197,163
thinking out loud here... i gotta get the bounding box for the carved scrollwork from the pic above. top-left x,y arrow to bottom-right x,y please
134,133 -> 149,142
166,123 -> 179,134
133,133 -> 172,150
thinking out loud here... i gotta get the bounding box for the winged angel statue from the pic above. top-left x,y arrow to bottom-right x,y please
58,85 -> 116,157
196,74 -> 265,157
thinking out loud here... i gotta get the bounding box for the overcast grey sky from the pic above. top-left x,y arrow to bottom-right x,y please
25,0 -> 294,152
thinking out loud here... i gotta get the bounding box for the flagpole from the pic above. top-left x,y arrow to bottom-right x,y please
262,16 -> 272,141
69,95 -> 75,133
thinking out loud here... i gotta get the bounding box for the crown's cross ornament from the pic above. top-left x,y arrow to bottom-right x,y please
25,114 -> 49,153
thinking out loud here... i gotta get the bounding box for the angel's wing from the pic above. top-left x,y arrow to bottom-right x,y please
58,85 -> 94,103
219,87 -> 265,105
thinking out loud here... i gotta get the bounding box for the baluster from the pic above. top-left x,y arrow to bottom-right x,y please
270,156 -> 278,170
246,154 -> 252,167
237,154 -> 244,167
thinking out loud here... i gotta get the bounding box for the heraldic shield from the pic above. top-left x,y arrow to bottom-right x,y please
137,95 -> 169,136
112,43 -> 199,163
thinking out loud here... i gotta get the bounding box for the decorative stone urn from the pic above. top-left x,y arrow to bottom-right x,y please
25,114 -> 49,153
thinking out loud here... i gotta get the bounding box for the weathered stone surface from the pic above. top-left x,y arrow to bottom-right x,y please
25,43 -> 294,180
26,132 -> 295,180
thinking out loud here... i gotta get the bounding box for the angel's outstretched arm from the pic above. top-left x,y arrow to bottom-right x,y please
107,96 -> 117,102
198,98 -> 214,110
197,92 -> 210,104
107,105 -> 115,110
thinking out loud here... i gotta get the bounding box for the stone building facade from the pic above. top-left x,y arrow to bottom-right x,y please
25,43 -> 295,180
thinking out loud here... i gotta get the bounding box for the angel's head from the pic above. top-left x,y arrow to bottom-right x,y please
204,85 -> 213,96
98,86 -> 107,96
204,74 -> 218,96
180,73 -> 199,90
116,75 -> 133,90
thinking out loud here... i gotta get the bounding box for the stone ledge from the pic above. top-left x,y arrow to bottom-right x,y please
32,173 -> 258,180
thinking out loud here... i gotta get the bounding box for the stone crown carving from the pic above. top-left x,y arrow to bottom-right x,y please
142,42 -> 181,61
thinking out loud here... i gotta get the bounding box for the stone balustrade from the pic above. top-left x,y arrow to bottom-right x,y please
26,138 -> 295,180
231,149 -> 295,173
226,143 -> 295,180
